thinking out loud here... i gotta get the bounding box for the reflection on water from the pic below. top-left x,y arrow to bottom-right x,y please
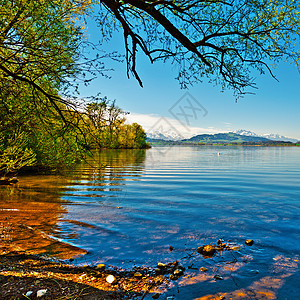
0,149 -> 146,259
1,146 -> 300,298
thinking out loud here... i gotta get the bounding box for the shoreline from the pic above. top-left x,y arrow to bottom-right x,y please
0,250 -> 166,299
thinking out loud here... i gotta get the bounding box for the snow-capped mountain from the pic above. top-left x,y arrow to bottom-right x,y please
147,129 -> 182,141
233,129 -> 298,143
148,128 -> 298,142
233,129 -> 260,137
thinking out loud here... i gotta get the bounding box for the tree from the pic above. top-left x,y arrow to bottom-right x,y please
98,0 -> 300,94
0,0 -> 98,174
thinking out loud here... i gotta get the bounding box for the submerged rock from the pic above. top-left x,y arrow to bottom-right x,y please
197,245 -> 217,257
245,239 -> 254,246
230,246 -> 241,251
173,269 -> 184,276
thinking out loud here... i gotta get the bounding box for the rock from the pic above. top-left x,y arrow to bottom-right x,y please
166,296 -> 175,300
200,267 -> 208,272
152,293 -> 160,299
170,261 -> 178,267
157,262 -> 166,268
231,246 -> 241,251
134,272 -> 143,277
37,289 -> 47,297
217,239 -> 224,245
169,274 -> 177,280
169,246 -> 174,251
96,264 -> 105,270
173,269 -> 183,276
245,239 -> 254,246
214,275 -> 223,280
25,291 -> 33,297
197,245 -> 217,257
106,274 -> 116,284
177,265 -> 185,271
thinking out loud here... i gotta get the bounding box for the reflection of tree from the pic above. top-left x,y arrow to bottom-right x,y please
0,180 -> 88,259
0,149 -> 146,259
69,149 -> 146,194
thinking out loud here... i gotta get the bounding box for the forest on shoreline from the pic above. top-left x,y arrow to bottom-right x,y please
0,96 -> 149,176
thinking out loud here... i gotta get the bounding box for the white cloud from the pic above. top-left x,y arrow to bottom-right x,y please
126,112 -> 228,139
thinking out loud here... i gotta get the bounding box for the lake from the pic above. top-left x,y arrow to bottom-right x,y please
1,146 -> 299,299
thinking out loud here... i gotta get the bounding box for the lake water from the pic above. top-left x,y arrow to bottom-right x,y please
1,146 -> 300,299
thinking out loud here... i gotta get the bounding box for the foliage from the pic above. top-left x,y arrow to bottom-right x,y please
98,0 -> 300,94
0,0 -> 147,174
85,97 -> 149,149
0,133 -> 36,176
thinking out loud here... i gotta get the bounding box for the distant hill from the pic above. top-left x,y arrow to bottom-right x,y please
147,132 -> 298,146
181,132 -> 271,144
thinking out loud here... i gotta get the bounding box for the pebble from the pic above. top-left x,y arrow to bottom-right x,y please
245,239 -> 254,246
106,274 -> 116,284
96,264 -> 105,270
37,289 -> 47,297
214,275 -> 223,280
173,269 -> 183,276
134,272 -> 143,277
25,291 -> 33,297
157,262 -> 166,268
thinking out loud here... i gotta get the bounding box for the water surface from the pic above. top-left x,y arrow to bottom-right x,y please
1,146 -> 299,299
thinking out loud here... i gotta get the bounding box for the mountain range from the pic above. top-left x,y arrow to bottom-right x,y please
147,129 -> 298,143
181,132 -> 271,144
233,130 -> 298,143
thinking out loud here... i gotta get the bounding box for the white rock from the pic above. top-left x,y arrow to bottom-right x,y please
37,289 -> 47,297
25,291 -> 33,297
106,274 -> 116,284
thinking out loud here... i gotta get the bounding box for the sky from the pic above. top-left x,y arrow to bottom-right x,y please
78,16 -> 300,140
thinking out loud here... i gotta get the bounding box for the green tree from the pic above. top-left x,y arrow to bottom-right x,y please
0,0 -> 93,174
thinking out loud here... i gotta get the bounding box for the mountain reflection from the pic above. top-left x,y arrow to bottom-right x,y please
0,149 -> 146,260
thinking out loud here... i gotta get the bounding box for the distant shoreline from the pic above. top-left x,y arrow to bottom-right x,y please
148,141 -> 300,147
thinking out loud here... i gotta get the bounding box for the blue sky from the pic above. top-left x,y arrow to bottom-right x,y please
78,19 -> 300,140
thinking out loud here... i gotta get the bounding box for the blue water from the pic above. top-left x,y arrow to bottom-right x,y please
60,147 -> 300,262
3,146 -> 300,298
